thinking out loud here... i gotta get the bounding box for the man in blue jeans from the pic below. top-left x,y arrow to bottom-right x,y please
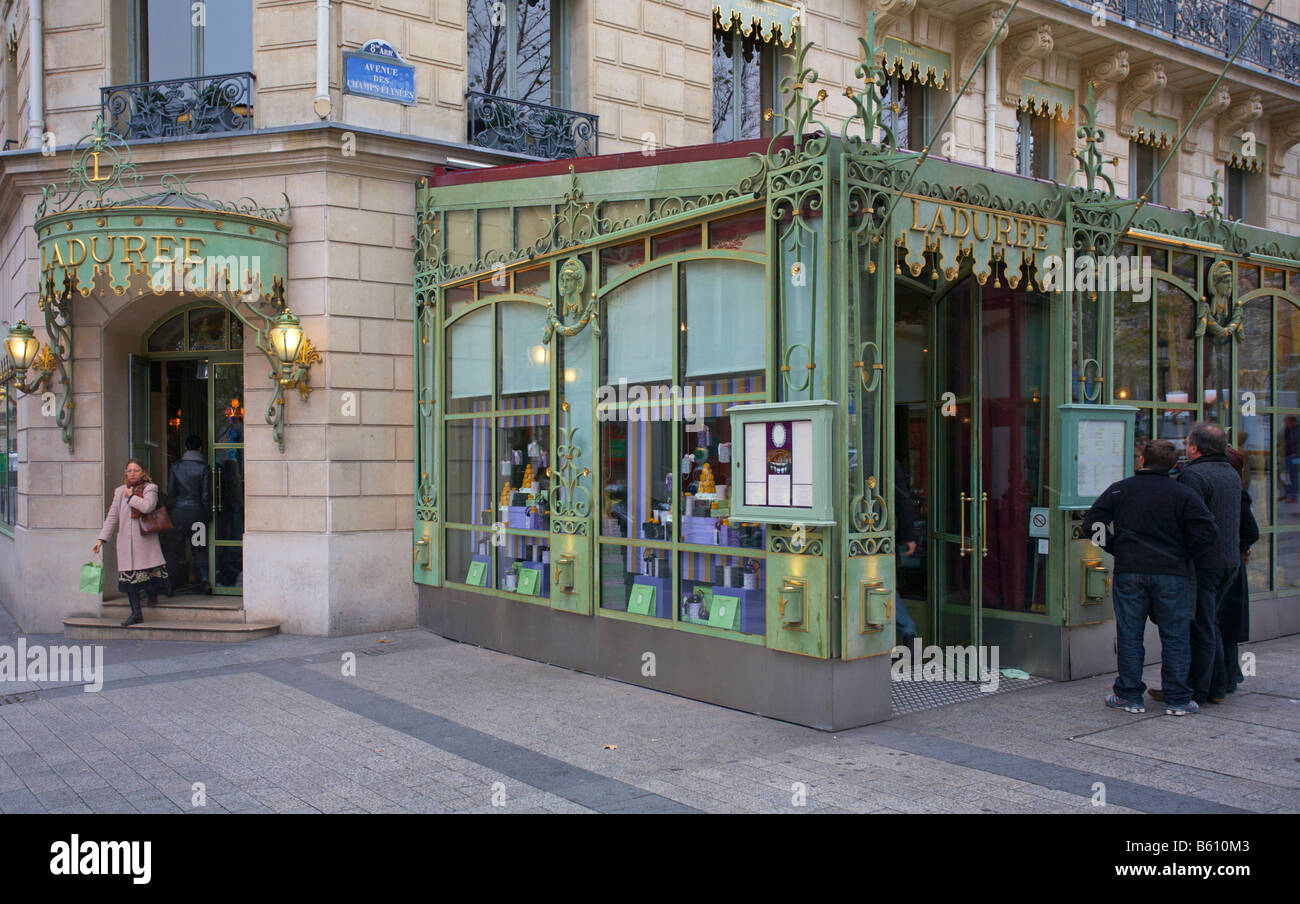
1082,440 -> 1217,716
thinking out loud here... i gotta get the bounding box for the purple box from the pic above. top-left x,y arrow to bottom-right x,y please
681,515 -> 719,545
507,506 -> 545,530
712,585 -> 765,635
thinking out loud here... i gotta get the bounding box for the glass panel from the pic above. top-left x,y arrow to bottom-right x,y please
1246,542 -> 1270,594
894,284 -> 930,608
1277,301 -> 1300,403
681,405 -> 765,550
146,0 -> 192,81
1263,269 -> 1285,289
212,364 -> 244,592
1155,282 -> 1195,403
515,205 -> 552,248
444,209 -> 476,268
601,241 -> 646,285
1240,412 -> 1271,526
937,280 -> 972,399
1237,263 -> 1259,292
678,551 -> 765,634
229,315 -> 243,351
467,0 -> 507,96
1143,247 -> 1168,273
514,0 -> 553,104
712,31 -> 763,142
651,226 -> 701,258
1112,290 -> 1151,402
203,0 -> 252,74
599,199 -> 647,227
1156,408 -> 1193,452
601,419 -> 671,539
478,275 -> 508,298
1171,251 -> 1198,284
1132,409 -> 1154,469
514,266 -> 549,298
499,533 -> 551,598
447,527 -> 495,588
445,286 -> 475,319
497,302 -> 550,403
1275,532 -> 1300,590
682,259 -> 765,381
1279,414 -> 1300,518
479,207 -> 512,260
445,417 -> 493,525
448,306 -> 492,412
1202,334 -> 1232,427
1238,299 -> 1272,407
604,266 -> 673,384
148,313 -> 185,352
979,287 -> 1050,614
188,308 -> 226,350
601,544 -> 672,618
495,415 -> 550,530
709,209 -> 766,252
887,78 -> 913,152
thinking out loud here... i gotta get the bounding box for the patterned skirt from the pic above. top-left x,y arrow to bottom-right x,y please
118,565 -> 168,595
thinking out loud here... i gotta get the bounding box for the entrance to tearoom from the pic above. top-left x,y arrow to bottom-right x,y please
132,303 -> 246,595
893,259 -> 1052,669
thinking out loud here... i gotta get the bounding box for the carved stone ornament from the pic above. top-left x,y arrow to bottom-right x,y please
542,257 -> 600,343
864,0 -> 919,37
1215,92 -> 1263,162
1182,86 -> 1231,154
1194,259 -> 1243,340
1272,113 -> 1300,175
1084,49 -> 1130,97
1001,23 -> 1053,107
1116,61 -> 1167,138
956,3 -> 1008,88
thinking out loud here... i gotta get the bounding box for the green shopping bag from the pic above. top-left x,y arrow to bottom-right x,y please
79,561 -> 104,594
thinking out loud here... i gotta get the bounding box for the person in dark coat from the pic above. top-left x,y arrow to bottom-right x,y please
1082,439 -> 1218,715
893,460 -> 921,650
166,435 -> 212,595
1218,448 -> 1260,695
1172,423 -> 1242,705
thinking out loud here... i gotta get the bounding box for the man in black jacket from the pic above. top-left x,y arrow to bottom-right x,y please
1082,439 -> 1217,715
166,435 -> 212,595
1174,422 -> 1243,705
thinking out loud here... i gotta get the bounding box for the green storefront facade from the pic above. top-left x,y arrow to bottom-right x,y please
410,47 -> 1300,729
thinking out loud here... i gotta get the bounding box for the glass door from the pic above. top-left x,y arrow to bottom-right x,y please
932,276 -> 983,656
210,362 -> 244,593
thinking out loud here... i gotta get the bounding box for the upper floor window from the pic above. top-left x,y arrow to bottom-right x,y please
1226,137 -> 1264,224
131,0 -> 253,81
468,0 -> 564,106
1016,110 -> 1056,180
1129,141 -> 1161,204
881,75 -> 932,152
712,28 -> 774,142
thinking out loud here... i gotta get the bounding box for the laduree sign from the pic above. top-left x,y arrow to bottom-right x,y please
895,196 -> 1064,287
343,39 -> 416,106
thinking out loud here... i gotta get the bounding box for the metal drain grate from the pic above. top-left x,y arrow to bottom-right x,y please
359,645 -> 397,656
891,673 -> 1052,716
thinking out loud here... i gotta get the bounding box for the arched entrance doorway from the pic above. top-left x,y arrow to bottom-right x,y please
133,303 -> 246,595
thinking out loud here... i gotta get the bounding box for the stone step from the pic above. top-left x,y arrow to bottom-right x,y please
100,597 -> 247,624
63,617 -> 279,644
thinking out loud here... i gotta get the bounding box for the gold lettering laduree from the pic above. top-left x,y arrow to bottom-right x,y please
42,232 -> 216,273
907,199 -> 1046,252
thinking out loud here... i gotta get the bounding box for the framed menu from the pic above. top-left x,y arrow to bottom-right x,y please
726,400 -> 837,525
1057,404 -> 1139,509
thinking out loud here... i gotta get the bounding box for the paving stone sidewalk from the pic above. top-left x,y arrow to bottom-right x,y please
1,604 -> 1295,814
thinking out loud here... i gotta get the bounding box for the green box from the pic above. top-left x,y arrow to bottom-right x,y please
1057,404 -> 1139,509
726,400 -> 837,526
465,560 -> 487,587
708,593 -> 742,630
627,584 -> 656,616
517,567 -> 541,596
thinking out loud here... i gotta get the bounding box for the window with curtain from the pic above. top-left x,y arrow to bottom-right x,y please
467,0 -> 563,105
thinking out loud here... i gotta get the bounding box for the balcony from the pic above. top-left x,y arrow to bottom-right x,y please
466,91 -> 599,159
101,73 -> 255,141
1074,0 -> 1300,81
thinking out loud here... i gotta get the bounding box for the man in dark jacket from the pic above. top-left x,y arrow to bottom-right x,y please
166,435 -> 212,594
1173,423 -> 1242,705
1082,439 -> 1217,715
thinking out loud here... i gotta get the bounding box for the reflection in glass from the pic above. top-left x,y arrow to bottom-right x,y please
448,306 -> 492,413
601,420 -> 671,539
678,552 -> 764,634
601,544 -> 672,618
445,418 -> 493,524
497,302 -> 550,407
1275,532 -> 1300,589
1279,414 -> 1299,520
712,31 -> 763,142
1246,542 -> 1270,594
1156,282 -> 1195,402
447,528 -> 495,588
148,313 -> 185,352
1278,302 -> 1299,400
1112,291 -> 1151,402
189,308 -> 226,351
1240,413 -> 1272,526
1238,299 -> 1272,406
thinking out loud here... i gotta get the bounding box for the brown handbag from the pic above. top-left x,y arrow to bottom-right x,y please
137,488 -> 174,534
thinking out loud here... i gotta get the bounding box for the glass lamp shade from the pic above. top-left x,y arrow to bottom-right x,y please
269,311 -> 304,365
5,321 -> 40,372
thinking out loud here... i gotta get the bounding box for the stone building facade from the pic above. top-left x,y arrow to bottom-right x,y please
0,0 -> 1296,651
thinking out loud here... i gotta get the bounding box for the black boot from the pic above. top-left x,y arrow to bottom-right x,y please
120,587 -> 143,627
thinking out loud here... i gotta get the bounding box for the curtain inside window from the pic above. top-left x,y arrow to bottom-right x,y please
450,307 -> 492,399
498,302 -> 549,395
606,267 -> 673,383
684,260 -> 765,378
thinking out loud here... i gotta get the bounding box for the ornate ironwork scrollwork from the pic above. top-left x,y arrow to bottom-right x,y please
101,72 -> 255,141
466,90 -> 599,160
551,403 -> 592,520
848,535 -> 894,557
768,535 -> 824,555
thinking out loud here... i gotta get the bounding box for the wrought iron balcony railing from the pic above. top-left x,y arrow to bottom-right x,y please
466,91 -> 599,159
1075,0 -> 1300,81
101,72 -> 255,140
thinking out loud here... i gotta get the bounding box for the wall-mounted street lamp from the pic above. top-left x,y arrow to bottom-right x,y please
4,321 -> 56,395
269,309 -> 305,365
260,308 -> 321,451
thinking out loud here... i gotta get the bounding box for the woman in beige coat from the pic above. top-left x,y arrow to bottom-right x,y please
93,459 -> 168,626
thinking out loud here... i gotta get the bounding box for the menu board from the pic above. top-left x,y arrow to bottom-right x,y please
743,419 -> 814,509
1076,418 -> 1127,497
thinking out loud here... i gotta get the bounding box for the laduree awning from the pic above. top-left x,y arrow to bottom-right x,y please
1132,110 -> 1177,149
879,37 -> 950,89
1018,78 -> 1074,122
1228,135 -> 1266,173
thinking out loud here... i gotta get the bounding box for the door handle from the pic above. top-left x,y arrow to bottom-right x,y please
959,491 -> 972,557
981,491 -> 988,558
